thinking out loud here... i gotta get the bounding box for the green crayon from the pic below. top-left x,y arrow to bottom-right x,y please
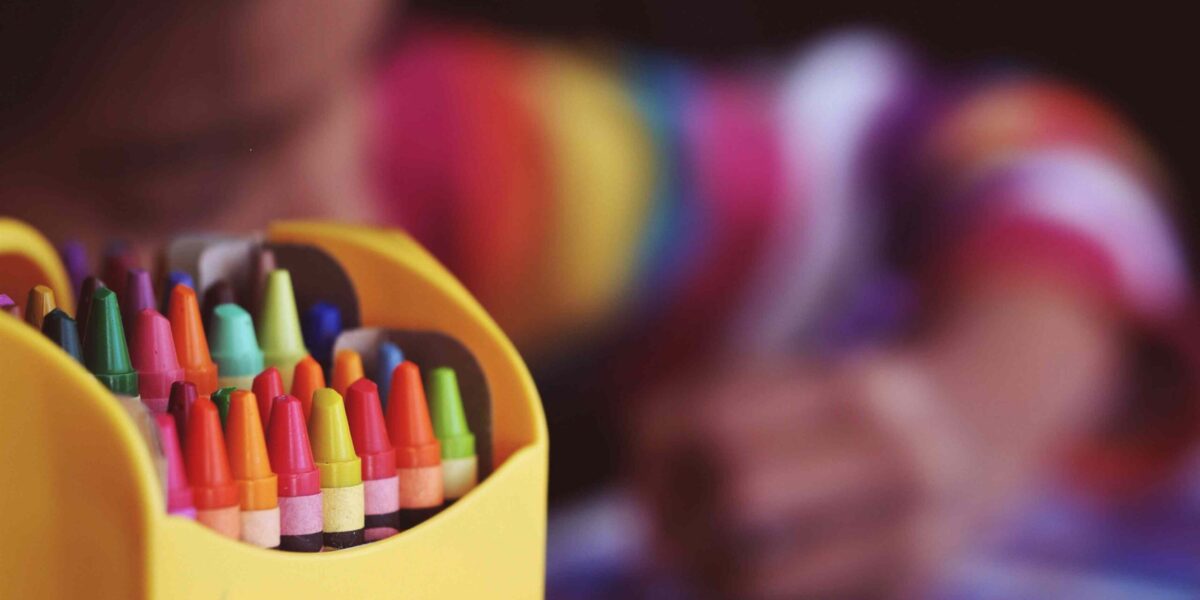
427,367 -> 477,503
83,288 -> 139,396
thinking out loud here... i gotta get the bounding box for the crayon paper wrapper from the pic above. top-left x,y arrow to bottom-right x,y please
442,456 -> 478,500
241,506 -> 281,548
322,484 -> 365,533
365,475 -> 400,514
197,506 -> 241,539
279,493 -> 323,536
399,465 -> 443,508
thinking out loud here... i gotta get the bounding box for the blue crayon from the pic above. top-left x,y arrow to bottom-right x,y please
300,301 -> 341,371
59,240 -> 90,295
375,341 -> 404,410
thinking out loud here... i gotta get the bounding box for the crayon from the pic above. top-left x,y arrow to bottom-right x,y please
226,391 -> 281,548
201,279 -> 237,331
290,355 -> 325,421
101,242 -> 138,308
266,395 -> 324,552
331,349 -> 364,396
123,269 -> 157,340
427,367 -> 478,503
300,301 -> 341,371
375,341 -> 404,410
24,284 -> 56,329
168,381 -> 198,448
345,379 -> 400,541
385,362 -> 444,528
211,386 -> 236,428
153,413 -> 196,520
59,240 -> 90,295
250,246 -> 276,321
252,367 -> 285,430
208,303 -> 264,390
130,308 -> 184,412
167,285 -> 219,396
82,288 -> 139,396
0,293 -> 20,318
75,276 -> 104,338
161,271 -> 195,313
309,388 -> 365,549
184,398 -> 241,539
257,270 -> 308,388
41,309 -> 83,362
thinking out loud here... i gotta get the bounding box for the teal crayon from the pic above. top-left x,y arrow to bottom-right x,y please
42,309 -> 83,362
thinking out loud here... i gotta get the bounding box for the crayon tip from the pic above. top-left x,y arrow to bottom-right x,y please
154,413 -> 196,516
123,269 -> 157,337
82,287 -> 139,396
24,284 -> 56,329
427,367 -> 475,459
290,355 -> 325,421
0,293 -> 19,318
385,362 -> 442,468
167,285 -> 219,396
184,398 -> 239,510
161,271 -> 195,313
375,342 -> 404,408
345,379 -> 397,481
41,308 -> 83,362
225,390 -> 278,510
168,381 -> 198,448
207,304 -> 264,379
266,395 -> 321,497
131,308 -> 184,412
308,388 -> 362,487
250,247 -> 276,319
59,240 -> 90,295
75,276 -> 105,337
102,242 -> 139,308
252,367 -> 285,430
331,349 -> 365,396
257,269 -> 308,386
211,386 -> 237,428
201,279 -> 238,331
300,301 -> 342,370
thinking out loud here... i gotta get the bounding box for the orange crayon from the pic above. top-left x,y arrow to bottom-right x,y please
225,390 -> 280,548
167,285 -> 219,396
331,349 -> 365,396
290,355 -> 325,420
385,362 -> 444,529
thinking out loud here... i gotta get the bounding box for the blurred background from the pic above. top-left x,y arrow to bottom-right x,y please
3,2 -> 1200,598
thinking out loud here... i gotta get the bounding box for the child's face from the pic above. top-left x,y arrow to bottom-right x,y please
1,0 -> 387,249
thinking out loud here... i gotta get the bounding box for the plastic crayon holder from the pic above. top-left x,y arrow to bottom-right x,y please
0,219 -> 547,599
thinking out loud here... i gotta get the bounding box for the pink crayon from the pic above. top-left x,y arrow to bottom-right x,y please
131,308 -> 184,412
154,413 -> 197,520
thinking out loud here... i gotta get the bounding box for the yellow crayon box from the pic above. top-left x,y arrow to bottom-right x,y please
0,218 -> 548,599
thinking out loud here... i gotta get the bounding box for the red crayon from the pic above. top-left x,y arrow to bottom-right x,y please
130,308 -> 184,412
153,413 -> 196,520
266,395 -> 324,552
252,367 -> 285,430
184,398 -> 240,539
167,381 -> 198,448
345,379 -> 400,541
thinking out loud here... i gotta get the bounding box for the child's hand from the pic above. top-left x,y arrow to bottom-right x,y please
631,280 -> 1119,599
631,359 -> 944,598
